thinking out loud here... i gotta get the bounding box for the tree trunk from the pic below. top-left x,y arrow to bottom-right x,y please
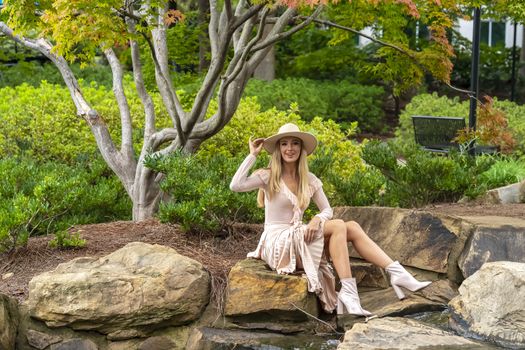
253,24 -> 276,81
131,162 -> 163,221
519,25 -> 525,78
198,0 -> 210,72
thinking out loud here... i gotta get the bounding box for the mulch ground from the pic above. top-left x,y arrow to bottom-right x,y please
1,203 -> 525,304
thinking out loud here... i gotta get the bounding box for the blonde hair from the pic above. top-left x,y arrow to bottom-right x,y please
257,140 -> 311,209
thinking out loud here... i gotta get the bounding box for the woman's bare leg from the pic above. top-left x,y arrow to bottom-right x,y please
323,219 -> 352,279
345,221 -> 393,269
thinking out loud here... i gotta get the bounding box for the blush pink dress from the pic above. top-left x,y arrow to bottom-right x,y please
230,154 -> 337,312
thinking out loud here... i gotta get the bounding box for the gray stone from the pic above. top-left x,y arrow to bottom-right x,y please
185,327 -> 336,350
351,261 -> 389,288
26,329 -> 62,349
28,242 -> 210,334
50,338 -> 98,350
449,261 -> 525,349
338,317 -> 492,349
224,259 -> 318,331
334,207 -> 470,283
138,336 -> 176,350
458,216 -> 525,278
0,293 -> 19,350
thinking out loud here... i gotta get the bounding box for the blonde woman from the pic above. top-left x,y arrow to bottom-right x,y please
230,123 -> 430,315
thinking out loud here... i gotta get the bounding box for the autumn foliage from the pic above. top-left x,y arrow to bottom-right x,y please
455,96 -> 517,153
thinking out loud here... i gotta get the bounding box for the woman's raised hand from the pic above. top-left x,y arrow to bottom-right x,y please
249,137 -> 264,156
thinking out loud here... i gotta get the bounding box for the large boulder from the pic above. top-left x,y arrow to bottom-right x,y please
27,242 -> 210,334
224,259 -> 318,331
449,261 -> 525,348
0,293 -> 19,350
338,317 -> 490,349
458,216 -> 525,278
334,207 -> 470,283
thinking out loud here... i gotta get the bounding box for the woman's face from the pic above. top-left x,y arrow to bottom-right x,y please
279,137 -> 302,164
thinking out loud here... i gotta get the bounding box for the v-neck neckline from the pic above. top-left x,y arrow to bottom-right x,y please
281,178 -> 298,198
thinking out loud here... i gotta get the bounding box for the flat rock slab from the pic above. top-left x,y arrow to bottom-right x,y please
334,207 -> 468,282
185,327 -> 339,350
449,261 -> 525,349
338,317 -> 495,349
337,280 -> 456,330
458,216 -> 525,278
224,259 -> 318,324
28,242 -> 210,333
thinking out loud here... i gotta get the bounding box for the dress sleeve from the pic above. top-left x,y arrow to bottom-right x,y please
309,173 -> 333,222
230,154 -> 267,192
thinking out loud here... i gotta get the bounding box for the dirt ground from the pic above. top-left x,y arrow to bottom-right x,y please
1,203 -> 524,303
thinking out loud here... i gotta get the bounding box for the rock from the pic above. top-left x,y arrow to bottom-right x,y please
338,317 -> 489,349
106,329 -> 146,341
334,207 -> 470,283
26,329 -> 62,349
337,281 -> 456,330
185,327 -> 337,350
472,180 -> 525,204
138,336 -> 176,350
351,261 -> 389,288
0,293 -> 19,350
224,259 -> 318,329
458,216 -> 525,278
50,338 -> 98,350
15,304 -> 106,350
28,242 -> 210,334
449,261 -> 525,348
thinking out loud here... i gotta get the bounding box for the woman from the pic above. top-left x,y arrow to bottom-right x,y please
230,123 -> 430,315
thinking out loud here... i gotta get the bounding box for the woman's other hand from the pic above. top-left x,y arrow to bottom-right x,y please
249,137 -> 264,156
305,216 -> 321,243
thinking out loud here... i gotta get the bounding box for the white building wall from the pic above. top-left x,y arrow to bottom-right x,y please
457,18 -> 523,48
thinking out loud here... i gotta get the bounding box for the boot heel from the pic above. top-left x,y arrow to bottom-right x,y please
337,300 -> 345,314
392,284 -> 406,299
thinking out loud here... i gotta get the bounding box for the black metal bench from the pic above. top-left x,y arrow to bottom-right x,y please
412,115 -> 497,155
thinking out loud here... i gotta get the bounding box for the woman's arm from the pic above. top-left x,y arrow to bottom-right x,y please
312,187 -> 333,222
229,154 -> 266,192
304,185 -> 333,243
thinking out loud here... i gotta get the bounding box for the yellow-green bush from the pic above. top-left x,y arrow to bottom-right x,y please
0,80 -> 173,162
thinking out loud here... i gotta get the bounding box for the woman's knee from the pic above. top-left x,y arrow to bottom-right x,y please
346,220 -> 366,239
324,219 -> 345,237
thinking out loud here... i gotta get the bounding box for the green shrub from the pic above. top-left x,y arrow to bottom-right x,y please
361,141 -> 495,207
244,78 -> 386,133
479,157 -> 525,190
0,80 -> 173,163
145,151 -> 265,234
48,230 -> 87,249
0,61 -> 114,89
0,157 -> 130,253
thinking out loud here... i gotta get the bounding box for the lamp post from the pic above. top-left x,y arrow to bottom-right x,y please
469,7 -> 481,155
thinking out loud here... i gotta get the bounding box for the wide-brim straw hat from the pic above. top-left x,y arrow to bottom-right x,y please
263,123 -> 318,155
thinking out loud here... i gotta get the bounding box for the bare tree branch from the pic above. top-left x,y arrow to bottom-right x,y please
209,0 -> 220,58
127,19 -> 157,148
104,48 -> 135,161
250,6 -> 323,54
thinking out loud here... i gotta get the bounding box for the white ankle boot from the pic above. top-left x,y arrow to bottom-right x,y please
385,261 -> 431,299
337,278 -> 372,316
